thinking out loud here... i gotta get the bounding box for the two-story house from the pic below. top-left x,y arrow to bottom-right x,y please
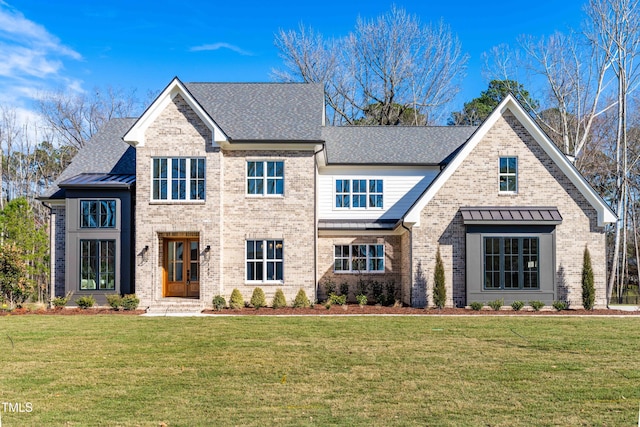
41,77 -> 616,311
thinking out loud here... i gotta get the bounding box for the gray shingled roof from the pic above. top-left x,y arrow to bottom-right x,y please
41,117 -> 137,199
322,126 -> 477,165
460,207 -> 563,224
184,82 -> 324,141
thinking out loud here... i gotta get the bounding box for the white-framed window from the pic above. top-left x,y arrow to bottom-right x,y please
80,200 -> 116,228
333,244 -> 385,273
499,157 -> 517,193
152,158 -> 205,201
246,240 -> 284,282
334,179 -> 383,209
247,161 -> 284,196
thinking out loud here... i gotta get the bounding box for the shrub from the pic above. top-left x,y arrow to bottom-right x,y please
212,295 -> 226,311
356,278 -> 368,297
121,294 -> 140,310
384,281 -> 396,306
529,300 -> 545,311
582,246 -> 595,310
0,244 -> 31,308
511,300 -> 525,311
433,247 -> 446,309
323,279 -> 336,299
469,301 -> 483,311
52,292 -> 73,308
487,298 -> 504,311
356,294 -> 368,307
339,282 -> 349,298
229,289 -> 244,309
371,281 -> 384,305
292,288 -> 310,308
75,295 -> 96,309
329,293 -> 347,306
106,294 -> 122,310
272,288 -> 287,309
552,300 -> 568,311
250,287 -> 267,309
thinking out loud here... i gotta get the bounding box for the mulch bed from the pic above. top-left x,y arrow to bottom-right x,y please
0,307 -> 146,316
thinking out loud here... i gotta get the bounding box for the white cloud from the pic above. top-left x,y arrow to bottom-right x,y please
0,2 -> 83,110
190,42 -> 253,56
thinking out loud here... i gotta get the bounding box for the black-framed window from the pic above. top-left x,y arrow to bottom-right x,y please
247,161 -> 284,196
246,240 -> 283,282
80,200 -> 116,228
152,157 -> 205,201
484,237 -> 538,289
80,240 -> 116,290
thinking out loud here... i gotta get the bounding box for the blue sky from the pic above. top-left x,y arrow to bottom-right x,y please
1,0 -> 587,120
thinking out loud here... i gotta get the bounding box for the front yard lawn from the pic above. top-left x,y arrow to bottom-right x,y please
1,316 -> 639,426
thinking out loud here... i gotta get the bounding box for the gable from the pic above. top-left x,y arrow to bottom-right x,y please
404,94 -> 616,227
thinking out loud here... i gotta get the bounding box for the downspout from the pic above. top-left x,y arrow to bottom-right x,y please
400,219 -> 413,307
313,143 -> 326,304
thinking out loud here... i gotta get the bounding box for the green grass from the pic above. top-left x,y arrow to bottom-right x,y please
1,316 -> 640,426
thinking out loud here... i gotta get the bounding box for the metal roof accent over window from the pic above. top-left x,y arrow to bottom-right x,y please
59,173 -> 136,189
460,207 -> 562,225
318,218 -> 399,231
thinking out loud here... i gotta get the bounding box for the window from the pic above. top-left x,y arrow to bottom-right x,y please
334,179 -> 383,208
152,158 -> 205,201
246,240 -> 283,282
80,200 -> 116,228
333,244 -> 385,273
499,157 -> 517,193
484,237 -> 538,290
80,240 -> 115,290
247,161 -> 284,195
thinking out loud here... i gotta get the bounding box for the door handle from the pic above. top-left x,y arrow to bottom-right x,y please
187,270 -> 190,285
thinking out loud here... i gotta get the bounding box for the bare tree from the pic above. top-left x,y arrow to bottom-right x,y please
273,6 -> 468,125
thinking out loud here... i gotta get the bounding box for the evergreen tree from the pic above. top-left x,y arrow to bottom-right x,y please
433,247 -> 446,309
582,246 -> 595,310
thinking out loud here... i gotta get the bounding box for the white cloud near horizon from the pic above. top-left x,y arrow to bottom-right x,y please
0,2 -> 83,108
190,42 -> 253,56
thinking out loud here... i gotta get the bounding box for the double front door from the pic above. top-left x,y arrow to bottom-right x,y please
163,238 -> 200,298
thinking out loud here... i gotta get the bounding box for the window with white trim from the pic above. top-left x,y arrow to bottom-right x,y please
499,157 -> 517,193
334,179 -> 383,208
247,161 -> 284,195
333,244 -> 385,273
246,240 -> 283,282
152,158 -> 205,201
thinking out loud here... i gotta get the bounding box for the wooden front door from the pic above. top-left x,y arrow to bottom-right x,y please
163,238 -> 200,298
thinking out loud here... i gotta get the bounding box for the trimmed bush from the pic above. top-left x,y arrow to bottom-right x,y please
529,300 -> 545,311
106,294 -> 122,310
329,293 -> 347,306
582,246 -> 595,310
339,282 -> 349,298
433,247 -> 446,309
212,295 -> 226,311
487,298 -> 504,311
121,294 -> 140,310
323,279 -> 336,299
272,288 -> 287,309
371,281 -> 384,305
250,287 -> 267,309
52,292 -> 72,308
552,300 -> 568,311
75,295 -> 96,309
511,300 -> 525,311
356,294 -> 368,307
229,289 -> 244,309
469,301 -> 483,311
292,288 -> 311,308
384,281 -> 396,306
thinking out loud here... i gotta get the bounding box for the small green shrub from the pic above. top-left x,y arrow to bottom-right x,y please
356,294 -> 368,307
323,279 -> 336,298
75,295 -> 96,309
433,247 -> 446,309
511,300 -> 525,311
52,292 -> 72,308
250,287 -> 267,309
292,288 -> 310,308
212,295 -> 226,311
552,300 -> 568,311
356,279 -> 368,297
371,281 -> 384,305
272,288 -> 287,309
229,289 -> 244,309
106,294 -> 122,310
469,301 -> 484,311
487,298 -> 504,311
529,300 -> 545,311
329,293 -> 347,306
384,281 -> 396,306
121,294 -> 140,310
339,282 -> 349,297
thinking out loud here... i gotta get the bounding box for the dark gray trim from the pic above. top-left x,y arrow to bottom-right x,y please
318,218 -> 400,231
460,207 -> 562,225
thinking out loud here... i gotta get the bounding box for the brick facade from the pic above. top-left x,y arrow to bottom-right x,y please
410,112 -> 607,308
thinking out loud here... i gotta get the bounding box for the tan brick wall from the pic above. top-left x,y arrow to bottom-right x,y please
317,235 -> 403,303
411,111 -> 607,308
222,150 -> 316,305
